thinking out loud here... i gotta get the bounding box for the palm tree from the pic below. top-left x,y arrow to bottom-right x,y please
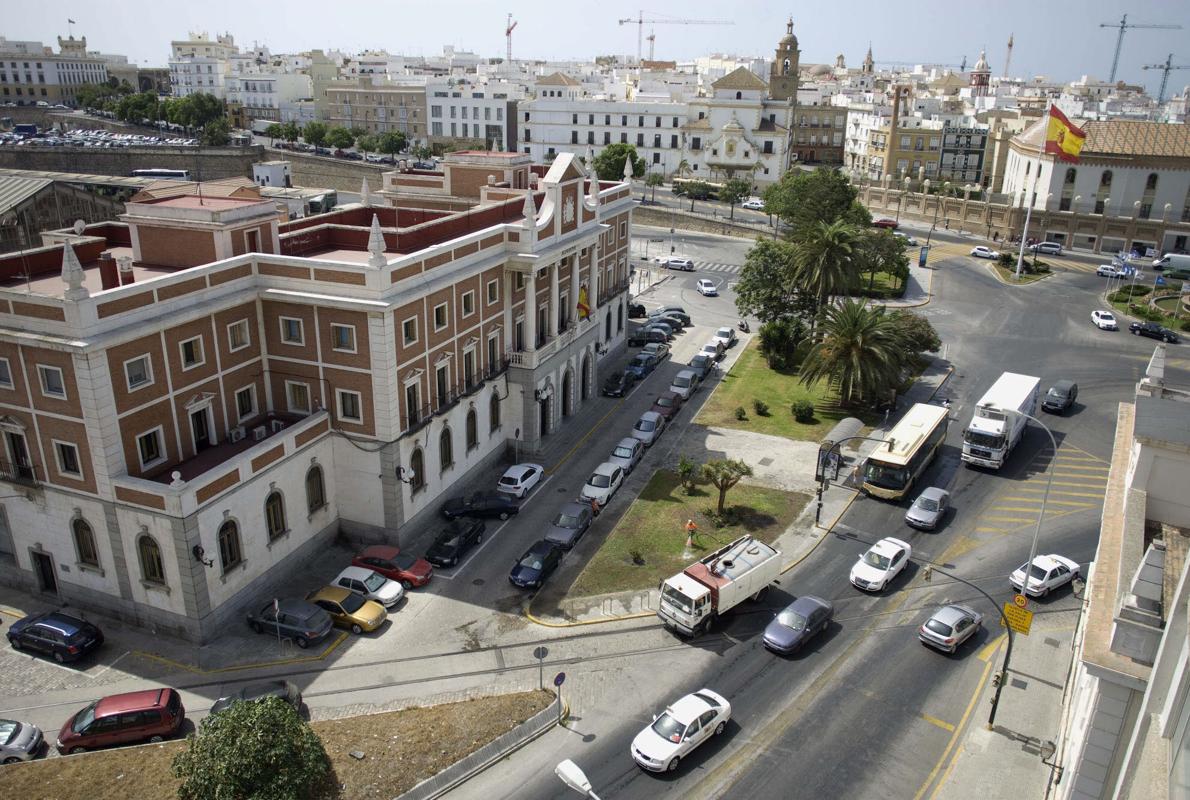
675,158 -> 692,179
798,300 -> 905,406
792,220 -> 862,311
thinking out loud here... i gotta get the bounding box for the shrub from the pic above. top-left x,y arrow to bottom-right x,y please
734,406 -> 747,421
676,455 -> 698,495
997,252 -> 1014,268
792,399 -> 816,423
1110,285 -> 1152,302
752,398 -> 770,416
1180,318 -> 1190,332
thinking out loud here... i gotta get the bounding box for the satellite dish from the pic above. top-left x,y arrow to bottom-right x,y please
72,219 -> 86,236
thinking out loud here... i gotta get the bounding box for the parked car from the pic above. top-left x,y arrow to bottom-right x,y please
642,322 -> 675,340
497,463 -> 545,498
642,342 -> 671,361
650,390 -> 684,421
246,599 -> 334,649
305,586 -> 386,635
441,492 -> 520,521
659,257 -> 695,271
628,328 -> 669,347
649,308 -> 692,326
509,540 -> 563,589
545,502 -> 594,550
628,301 -> 647,318
700,341 -> 726,362
0,718 -> 43,763
6,611 -> 103,664
653,305 -> 689,318
351,545 -> 434,588
687,354 -> 714,381
602,370 -> 638,397
894,232 -> 919,246
741,197 -> 765,211
1096,264 -> 1126,277
872,218 -> 899,229
849,537 -> 912,592
1091,310 -> 1119,330
919,604 -> 984,653
630,689 -> 731,772
970,246 -> 1000,259
608,436 -> 644,474
580,462 -> 625,508
696,278 -> 719,296
904,487 -> 950,530
625,353 -> 660,380
56,689 -> 185,754
631,410 -> 667,447
762,595 -> 834,655
1042,379 -> 1079,413
424,518 -> 486,567
1129,321 -> 1180,343
210,681 -> 302,716
1029,241 -> 1063,255
669,369 -> 698,400
1010,554 -> 1080,597
712,326 -> 738,349
332,566 -> 405,608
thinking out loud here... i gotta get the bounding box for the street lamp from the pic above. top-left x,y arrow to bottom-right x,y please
556,759 -> 603,800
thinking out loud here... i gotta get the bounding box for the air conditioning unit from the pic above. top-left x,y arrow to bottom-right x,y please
229,426 -> 246,443
270,419 -> 287,433
252,426 -> 268,441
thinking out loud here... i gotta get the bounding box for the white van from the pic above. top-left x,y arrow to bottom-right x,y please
669,370 -> 698,400
1152,253 -> 1190,271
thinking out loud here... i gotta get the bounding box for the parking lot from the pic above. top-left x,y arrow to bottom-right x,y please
0,127 -> 198,148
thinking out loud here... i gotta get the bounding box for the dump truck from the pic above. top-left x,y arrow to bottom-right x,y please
657,535 -> 782,637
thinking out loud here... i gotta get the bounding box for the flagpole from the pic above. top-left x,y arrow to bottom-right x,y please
1014,106 -> 1050,281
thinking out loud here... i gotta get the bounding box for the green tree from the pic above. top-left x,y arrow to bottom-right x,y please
757,317 -> 808,370
591,143 -> 645,181
684,180 -> 712,212
412,143 -> 434,161
264,123 -> 283,145
201,117 -> 230,146
720,177 -> 752,220
700,459 -> 754,514
798,300 -> 906,406
377,130 -> 407,155
279,121 -> 301,143
356,133 -> 380,157
792,220 -> 862,316
174,92 -> 225,129
857,229 -> 910,293
301,121 -> 328,148
764,167 -> 870,239
889,309 -> 941,354
172,697 -> 330,800
733,239 -> 799,325
325,126 -> 354,150
645,172 -> 664,203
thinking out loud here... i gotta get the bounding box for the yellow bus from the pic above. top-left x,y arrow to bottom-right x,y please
862,403 -> 949,501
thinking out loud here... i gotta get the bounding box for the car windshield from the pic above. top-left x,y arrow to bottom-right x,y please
655,397 -> 674,408
636,419 -> 656,432
439,532 -> 461,548
661,584 -> 694,614
632,358 -> 650,368
1101,314 -> 1115,321
691,356 -> 709,368
673,377 -> 690,388
864,461 -> 909,489
1048,388 -> 1068,398
863,550 -> 891,570
340,593 -> 366,614
916,498 -> 939,512
925,619 -> 953,636
589,474 -> 611,488
716,329 -> 731,338
553,512 -> 581,528
518,553 -> 544,570
72,701 -> 98,733
702,347 -> 717,355
363,572 -> 386,592
651,713 -> 686,744
499,475 -> 519,486
0,720 -> 18,745
613,446 -> 634,459
776,609 -> 807,631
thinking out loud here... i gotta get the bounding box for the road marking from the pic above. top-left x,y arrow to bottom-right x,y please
1010,487 -> 1103,498
974,526 -> 1005,533
132,632 -> 350,674
922,714 -> 956,733
1030,480 -> 1106,489
990,506 -> 1044,514
977,634 -> 1006,663
1052,457 -> 1108,467
982,515 -> 1037,523
1002,498 -> 1096,508
1051,471 -> 1108,480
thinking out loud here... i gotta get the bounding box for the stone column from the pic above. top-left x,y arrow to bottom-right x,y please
589,253 -> 600,314
548,261 -> 560,337
525,271 -> 537,351
569,252 -> 580,327
503,270 -> 514,353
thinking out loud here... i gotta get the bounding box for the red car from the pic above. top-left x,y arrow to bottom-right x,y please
872,218 -> 899,230
352,545 -> 433,589
650,390 -> 684,421
57,688 -> 185,754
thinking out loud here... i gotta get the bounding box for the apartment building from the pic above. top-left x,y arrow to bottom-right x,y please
938,122 -> 990,185
225,71 -> 313,127
0,153 -> 634,643
324,77 -> 427,141
169,31 -> 238,99
0,35 -> 110,107
426,78 -> 522,152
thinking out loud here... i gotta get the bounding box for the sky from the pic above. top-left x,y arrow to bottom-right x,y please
7,0 -> 1190,96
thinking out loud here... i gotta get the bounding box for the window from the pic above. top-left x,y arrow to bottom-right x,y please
439,427 -> 453,469
264,492 -> 287,541
138,535 -> 165,585
490,390 -> 501,432
331,323 -> 355,353
227,319 -> 250,351
620,132 -> 627,144
180,337 -> 204,370
54,441 -> 81,477
433,302 -> 448,331
136,429 -> 163,469
405,382 -> 421,426
217,520 -> 242,572
408,448 -> 425,491
286,381 -> 311,414
0,358 -> 11,389
691,137 -> 701,150
435,364 -> 450,408
486,279 -> 499,305
1146,173 -> 1159,191
337,389 -> 362,423
38,365 -> 66,398
620,221 -> 627,239
461,290 -> 475,317
636,133 -> 643,147
232,385 -> 256,422
305,465 -> 326,513
402,316 -> 418,346
280,317 -> 304,345
73,519 -> 99,568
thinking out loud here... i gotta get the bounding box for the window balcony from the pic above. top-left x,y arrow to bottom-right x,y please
0,459 -> 40,488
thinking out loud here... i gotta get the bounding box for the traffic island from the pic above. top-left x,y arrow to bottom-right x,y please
988,261 -> 1050,285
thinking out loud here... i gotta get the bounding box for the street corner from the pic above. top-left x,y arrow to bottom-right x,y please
524,585 -> 656,628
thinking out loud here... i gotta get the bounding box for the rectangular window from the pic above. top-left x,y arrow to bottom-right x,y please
461,290 -> 475,317
38,365 -> 66,399
136,428 -> 163,469
235,385 -> 256,421
0,357 -> 11,389
54,441 -> 82,477
337,389 -> 362,423
331,323 -> 356,353
402,316 -> 418,346
405,382 -> 421,425
486,278 -> 499,305
604,132 -> 611,145
691,137 -> 701,150
670,134 -> 678,148
620,132 -> 627,144
286,381 -> 311,414
433,302 -> 448,331
280,317 -> 304,345
180,337 -> 204,370
636,133 -> 644,147
227,319 -> 250,351
487,335 -> 498,372
436,365 -> 449,407
620,221 -> 627,239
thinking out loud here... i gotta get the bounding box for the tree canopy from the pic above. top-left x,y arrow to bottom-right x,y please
377,131 -> 407,155
733,239 -> 800,324
325,126 -> 354,150
720,177 -> 753,219
763,167 -> 870,238
301,121 -> 328,148
200,117 -> 230,146
798,300 -> 906,406
591,143 -> 646,181
701,459 -> 755,514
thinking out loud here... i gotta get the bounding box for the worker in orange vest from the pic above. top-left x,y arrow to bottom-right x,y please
685,519 -> 698,548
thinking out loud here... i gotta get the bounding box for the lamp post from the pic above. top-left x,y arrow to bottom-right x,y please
556,760 -> 603,800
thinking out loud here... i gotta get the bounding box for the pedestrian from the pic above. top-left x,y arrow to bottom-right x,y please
591,497 -> 601,517
944,219 -> 949,230
685,519 -> 698,548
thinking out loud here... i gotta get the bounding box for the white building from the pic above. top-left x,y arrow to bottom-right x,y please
0,35 -> 110,107
426,77 -> 523,151
225,71 -> 312,126
169,31 -> 238,99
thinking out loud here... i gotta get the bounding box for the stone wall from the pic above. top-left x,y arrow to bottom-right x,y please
0,145 -> 265,181
266,148 -> 389,193
634,206 -> 772,241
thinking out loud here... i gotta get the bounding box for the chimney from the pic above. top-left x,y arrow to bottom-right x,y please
117,255 -> 135,285
98,252 -> 119,290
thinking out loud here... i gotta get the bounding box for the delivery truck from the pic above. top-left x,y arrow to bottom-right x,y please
961,372 -> 1040,469
657,535 -> 782,637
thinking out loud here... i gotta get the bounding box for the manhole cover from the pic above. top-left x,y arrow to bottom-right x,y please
759,457 -> 773,467
472,578 -> 485,586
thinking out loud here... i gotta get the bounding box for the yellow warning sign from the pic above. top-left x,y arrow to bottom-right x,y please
1001,603 -> 1033,635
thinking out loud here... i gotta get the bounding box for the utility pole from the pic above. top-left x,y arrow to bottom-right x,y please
1142,54 -> 1190,105
1099,14 -> 1182,83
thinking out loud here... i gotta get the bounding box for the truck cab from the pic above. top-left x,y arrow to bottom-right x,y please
961,407 -> 1010,467
658,573 -> 712,636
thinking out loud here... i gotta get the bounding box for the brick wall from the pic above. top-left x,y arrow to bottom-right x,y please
0,145 -> 264,181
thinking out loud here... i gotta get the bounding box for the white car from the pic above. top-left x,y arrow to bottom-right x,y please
741,197 -> 765,211
894,232 -> 919,246
630,689 -> 731,772
1096,264 -> 1126,278
850,537 -> 912,592
496,463 -> 544,498
0,718 -> 42,762
970,246 -> 1000,259
669,369 -> 698,400
656,257 -> 695,271
696,278 -> 718,296
700,341 -> 726,362
579,462 -> 624,509
631,410 -> 666,447
608,437 -> 644,474
712,326 -> 738,349
333,566 -> 405,608
1009,554 -> 1080,597
1091,310 -> 1119,330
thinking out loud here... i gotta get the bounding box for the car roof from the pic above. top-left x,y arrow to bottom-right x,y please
639,410 -> 663,422
27,611 -> 89,634
674,369 -> 695,379
917,487 -> 949,502
932,604 -> 977,625
788,594 -> 832,616
614,437 -> 640,448
1032,554 -> 1070,571
359,545 -> 400,560
558,501 -> 588,515
337,565 -> 381,582
504,463 -> 542,478
593,461 -> 620,476
1050,379 -> 1076,390
872,537 -> 910,555
95,689 -> 169,716
308,585 -> 354,604
666,692 -> 717,724
656,390 -> 681,400
527,540 -> 559,556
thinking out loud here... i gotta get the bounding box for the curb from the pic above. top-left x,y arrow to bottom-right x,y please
130,632 -> 349,674
984,262 -> 1055,287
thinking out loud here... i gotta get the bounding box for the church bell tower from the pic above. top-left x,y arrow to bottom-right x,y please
768,17 -> 801,102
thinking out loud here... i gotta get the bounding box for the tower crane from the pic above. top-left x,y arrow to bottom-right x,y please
1099,14 -> 1182,83
505,14 -> 517,69
617,12 -> 732,63
647,30 -> 655,61
1142,54 -> 1189,104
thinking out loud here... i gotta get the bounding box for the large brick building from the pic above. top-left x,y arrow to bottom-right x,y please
0,153 -> 633,642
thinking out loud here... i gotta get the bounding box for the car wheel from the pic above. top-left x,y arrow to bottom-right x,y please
401,579 -> 413,591
148,735 -> 165,743
8,636 -> 21,651
69,746 -> 86,755
295,637 -> 310,649
667,756 -> 681,772
3,756 -> 20,764
1041,585 -> 1050,598
350,623 -> 363,635
250,621 -> 263,634
714,721 -> 726,736
53,650 -> 65,664
499,511 -> 510,521
1131,329 -> 1138,335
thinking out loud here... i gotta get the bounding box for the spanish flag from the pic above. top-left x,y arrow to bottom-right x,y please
577,285 -> 591,319
1044,105 -> 1087,164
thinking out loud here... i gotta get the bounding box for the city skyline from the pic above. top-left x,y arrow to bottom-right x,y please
9,0 -> 1190,96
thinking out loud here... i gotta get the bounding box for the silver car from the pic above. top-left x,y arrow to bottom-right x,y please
608,437 -> 644,473
919,604 -> 983,653
904,487 -> 950,530
0,718 -> 43,762
631,411 -> 666,447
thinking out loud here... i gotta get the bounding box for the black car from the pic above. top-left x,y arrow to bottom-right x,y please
7,611 -> 103,664
441,491 -> 520,520
625,353 -> 659,380
425,518 -> 486,567
1129,321 -> 1180,343
627,302 -> 647,319
1042,379 -> 1079,413
627,328 -> 668,347
545,502 -> 594,550
642,322 -> 674,340
651,314 -> 686,332
649,310 -> 691,327
210,681 -> 303,715
602,370 -> 638,397
509,540 -> 563,589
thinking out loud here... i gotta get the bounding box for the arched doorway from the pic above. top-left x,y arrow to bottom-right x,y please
562,370 -> 573,417
580,354 -> 591,401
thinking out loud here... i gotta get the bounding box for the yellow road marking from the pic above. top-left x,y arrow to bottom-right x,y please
1060,444 -> 1111,464
922,714 -> 956,733
1052,472 -> 1108,480
1010,487 -> 1104,498
1050,460 -> 1109,470
982,515 -> 1036,523
1010,498 -> 1097,508
978,634 -> 1007,663
991,506 -> 1043,514
1029,480 -> 1106,489
132,632 -> 349,674
974,526 -> 1005,532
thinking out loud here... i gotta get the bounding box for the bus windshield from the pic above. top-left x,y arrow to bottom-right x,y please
863,460 -> 909,490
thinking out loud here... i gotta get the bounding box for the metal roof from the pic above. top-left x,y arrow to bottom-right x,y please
0,174 -> 52,217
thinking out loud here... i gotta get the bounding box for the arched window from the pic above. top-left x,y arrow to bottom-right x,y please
137,534 -> 165,585
439,427 -> 454,470
489,392 -> 501,433
409,448 -> 425,491
264,492 -> 287,541
1064,167 -> 1076,185
735,91 -> 742,100
72,518 -> 99,568
1146,173 -> 1158,191
466,409 -> 478,451
305,465 -> 325,513
1099,170 -> 1113,188
217,520 -> 242,572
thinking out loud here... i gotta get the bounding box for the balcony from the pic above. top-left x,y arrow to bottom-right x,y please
403,404 -> 433,435
0,459 -> 40,488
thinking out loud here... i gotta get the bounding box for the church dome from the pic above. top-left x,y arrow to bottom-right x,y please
779,18 -> 798,49
810,63 -> 831,77
973,49 -> 990,73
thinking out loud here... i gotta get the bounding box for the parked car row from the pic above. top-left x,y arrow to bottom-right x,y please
0,128 -> 197,148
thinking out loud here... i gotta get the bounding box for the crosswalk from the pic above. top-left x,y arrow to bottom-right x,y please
690,260 -> 742,274
973,446 -> 1109,535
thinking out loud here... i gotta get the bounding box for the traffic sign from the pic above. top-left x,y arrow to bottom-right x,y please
1013,593 -> 1029,609
1155,275 -> 1167,287
533,646 -> 549,660
554,671 -> 566,687
1000,603 -> 1033,635
649,238 -> 664,243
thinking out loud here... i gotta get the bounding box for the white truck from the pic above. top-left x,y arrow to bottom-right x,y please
657,535 -> 782,637
961,372 -> 1040,469
1152,253 -> 1190,272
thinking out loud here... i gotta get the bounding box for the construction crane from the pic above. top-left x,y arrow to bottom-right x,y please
877,58 -> 966,71
1142,54 -> 1189,104
617,12 -> 732,63
646,30 -> 655,61
505,13 -> 517,68
1100,14 -> 1182,83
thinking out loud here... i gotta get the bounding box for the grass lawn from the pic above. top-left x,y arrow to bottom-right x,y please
991,262 -> 1047,284
0,690 -> 552,800
1154,295 -> 1186,316
694,339 -> 878,441
568,470 -> 810,597
849,270 -> 906,299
